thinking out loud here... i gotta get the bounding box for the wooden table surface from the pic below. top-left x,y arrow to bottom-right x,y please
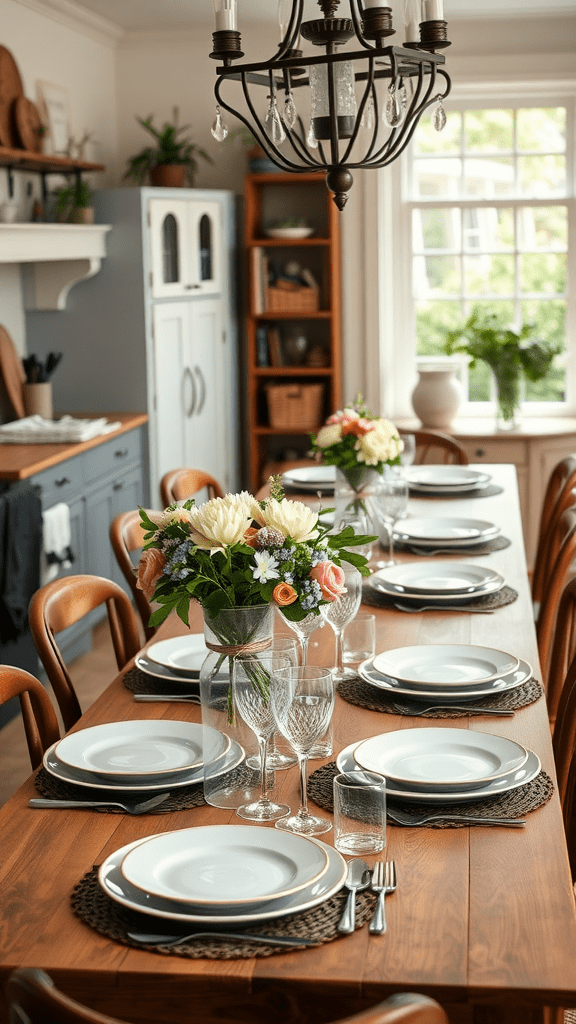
0,465 -> 575,1024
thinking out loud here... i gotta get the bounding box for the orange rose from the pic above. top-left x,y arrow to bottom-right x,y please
341,417 -> 374,437
273,582 -> 298,607
309,561 -> 346,602
136,548 -> 166,601
243,527 -> 260,549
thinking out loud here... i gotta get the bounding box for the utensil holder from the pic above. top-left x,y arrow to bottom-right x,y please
23,382 -> 53,419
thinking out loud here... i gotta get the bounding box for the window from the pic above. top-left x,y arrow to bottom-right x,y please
383,93 -> 575,417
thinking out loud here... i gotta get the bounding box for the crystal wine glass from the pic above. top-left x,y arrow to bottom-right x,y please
245,637 -> 298,771
270,666 -> 335,836
399,432 -> 416,468
368,470 -> 409,568
280,609 -> 325,667
321,566 -> 362,682
232,652 -> 292,822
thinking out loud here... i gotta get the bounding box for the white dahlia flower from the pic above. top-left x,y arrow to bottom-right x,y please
261,498 -> 319,542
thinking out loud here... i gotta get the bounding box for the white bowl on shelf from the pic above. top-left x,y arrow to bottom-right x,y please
264,226 -> 314,239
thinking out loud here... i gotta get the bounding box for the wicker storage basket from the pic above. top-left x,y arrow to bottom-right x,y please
266,286 -> 320,313
265,383 -> 325,430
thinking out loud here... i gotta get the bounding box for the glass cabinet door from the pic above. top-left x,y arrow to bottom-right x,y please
189,201 -> 222,294
149,199 -> 190,298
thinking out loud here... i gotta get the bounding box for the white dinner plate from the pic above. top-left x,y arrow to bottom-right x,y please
406,467 -> 492,489
369,563 -> 505,598
337,742 -> 541,804
121,825 -> 329,906
43,737 -> 242,793
146,635 -> 208,677
135,653 -> 201,688
393,517 -> 499,544
55,721 -> 227,779
372,644 -> 519,688
353,728 -> 528,791
358,655 -> 532,702
99,834 -> 347,924
282,465 -> 336,492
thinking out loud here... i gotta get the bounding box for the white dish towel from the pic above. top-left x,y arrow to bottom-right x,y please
41,502 -> 74,584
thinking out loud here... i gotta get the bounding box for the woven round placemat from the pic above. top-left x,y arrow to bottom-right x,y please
307,761 -> 553,825
336,676 -> 543,718
408,484 -> 504,500
71,868 -> 376,959
34,766 -> 206,813
394,534 -> 511,556
362,583 -> 518,612
123,666 -> 199,697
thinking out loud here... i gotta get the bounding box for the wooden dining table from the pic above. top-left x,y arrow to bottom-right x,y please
0,465 -> 575,1024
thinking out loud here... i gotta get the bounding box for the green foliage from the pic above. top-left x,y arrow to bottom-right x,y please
54,178 -> 93,218
124,108 -> 213,185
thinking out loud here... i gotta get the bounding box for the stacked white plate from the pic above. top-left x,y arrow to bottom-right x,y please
281,465 -> 336,494
406,466 -> 492,494
136,634 -> 209,686
43,720 -> 243,792
358,642 -> 532,703
368,562 -> 505,605
337,728 -> 541,804
98,824 -> 348,925
394,517 -> 500,550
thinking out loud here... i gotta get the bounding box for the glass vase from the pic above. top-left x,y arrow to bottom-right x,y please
334,466 -> 378,560
200,604 -> 276,809
494,370 -> 521,431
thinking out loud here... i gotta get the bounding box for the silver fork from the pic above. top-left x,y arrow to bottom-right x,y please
391,702 -> 514,717
387,806 -> 525,827
369,861 -> 396,935
393,602 -> 494,614
28,792 -> 171,815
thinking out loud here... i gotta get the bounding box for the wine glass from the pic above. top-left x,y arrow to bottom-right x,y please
232,652 -> 292,822
321,566 -> 362,682
399,432 -> 416,469
280,608 -> 325,667
245,637 -> 298,771
368,470 -> 409,568
270,666 -> 335,836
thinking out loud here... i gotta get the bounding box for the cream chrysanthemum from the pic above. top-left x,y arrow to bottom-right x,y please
315,423 -> 342,449
355,417 -> 402,465
261,498 -> 319,542
188,495 -> 252,548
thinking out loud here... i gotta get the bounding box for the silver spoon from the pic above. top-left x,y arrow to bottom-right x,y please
337,859 -> 371,934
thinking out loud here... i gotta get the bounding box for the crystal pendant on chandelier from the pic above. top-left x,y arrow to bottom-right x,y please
360,93 -> 375,131
307,121 -> 318,149
211,105 -> 228,142
265,95 -> 286,144
399,82 -> 408,113
433,95 -> 447,131
384,84 -> 402,128
283,92 -> 298,130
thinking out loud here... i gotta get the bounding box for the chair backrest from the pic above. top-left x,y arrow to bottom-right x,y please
532,455 -> 576,606
0,667 -> 60,770
160,467 -> 225,507
412,430 -> 469,465
551,585 -> 576,880
6,971 -> 448,1024
28,575 -> 141,731
109,509 -> 157,642
536,508 -> 576,693
547,577 -> 576,733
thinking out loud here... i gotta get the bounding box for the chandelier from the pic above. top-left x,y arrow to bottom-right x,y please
209,0 -> 451,209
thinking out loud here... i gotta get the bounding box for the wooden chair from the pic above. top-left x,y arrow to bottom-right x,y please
536,508 -> 576,694
412,430 -> 469,465
532,455 -> 576,610
5,969 -> 449,1024
0,667 -> 60,770
160,467 -> 225,507
109,509 -> 158,643
28,575 -> 141,731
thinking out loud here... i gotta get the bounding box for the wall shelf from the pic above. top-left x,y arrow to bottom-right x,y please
0,146 -> 104,175
0,223 -> 111,310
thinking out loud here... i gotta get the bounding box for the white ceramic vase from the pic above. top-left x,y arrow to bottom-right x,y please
411,368 -> 462,430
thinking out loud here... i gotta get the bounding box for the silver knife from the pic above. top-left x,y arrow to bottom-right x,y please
134,694 -> 201,703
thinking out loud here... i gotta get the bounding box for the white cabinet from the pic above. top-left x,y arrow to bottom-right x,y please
148,198 -> 222,299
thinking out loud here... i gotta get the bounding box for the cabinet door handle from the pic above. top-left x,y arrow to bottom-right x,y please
114,448 -> 128,458
113,482 -> 123,492
185,283 -> 201,290
55,476 -> 70,487
195,365 -> 206,414
183,366 -> 196,417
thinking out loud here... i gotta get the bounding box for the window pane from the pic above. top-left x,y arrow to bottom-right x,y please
464,254 -> 515,295
414,157 -> 462,197
518,155 -> 566,197
415,301 -> 463,354
464,300 -> 515,327
463,208 -> 513,251
464,109 -> 513,152
414,255 -> 461,297
414,110 -> 461,154
521,299 -> 566,349
469,360 -> 492,402
518,206 -> 567,251
520,253 -> 566,295
413,208 -> 460,251
517,107 -> 566,152
464,157 -> 514,197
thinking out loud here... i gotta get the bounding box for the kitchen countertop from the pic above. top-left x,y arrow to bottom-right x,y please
0,412 -> 148,481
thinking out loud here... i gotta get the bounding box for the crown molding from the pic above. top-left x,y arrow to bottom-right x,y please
14,0 -> 124,46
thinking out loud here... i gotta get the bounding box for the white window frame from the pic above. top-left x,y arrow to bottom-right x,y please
374,80 -> 576,421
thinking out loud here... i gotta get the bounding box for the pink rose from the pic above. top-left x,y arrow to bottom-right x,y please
136,548 -> 166,601
309,561 -> 347,602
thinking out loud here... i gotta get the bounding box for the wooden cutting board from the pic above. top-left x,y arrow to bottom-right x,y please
0,46 -> 24,148
0,325 -> 26,419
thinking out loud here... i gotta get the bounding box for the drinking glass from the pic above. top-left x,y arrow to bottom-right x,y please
321,567 -> 362,682
368,470 -> 409,568
333,771 -> 386,855
280,609 -> 325,667
399,432 -> 416,468
232,652 -> 292,822
270,666 -> 335,835
342,612 -> 376,666
245,637 -> 298,771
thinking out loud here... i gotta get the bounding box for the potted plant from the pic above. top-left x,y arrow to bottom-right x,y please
124,107 -> 213,187
53,178 -> 94,224
443,310 -> 562,428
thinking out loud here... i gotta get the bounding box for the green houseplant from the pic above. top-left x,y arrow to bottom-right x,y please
124,108 -> 213,187
53,178 -> 94,223
443,310 -> 562,427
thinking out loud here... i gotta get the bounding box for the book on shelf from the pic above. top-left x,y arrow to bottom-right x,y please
251,246 -> 269,315
267,326 -> 284,367
256,325 -> 269,367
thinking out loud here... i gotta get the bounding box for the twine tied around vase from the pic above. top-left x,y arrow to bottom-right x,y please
205,637 -> 273,657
